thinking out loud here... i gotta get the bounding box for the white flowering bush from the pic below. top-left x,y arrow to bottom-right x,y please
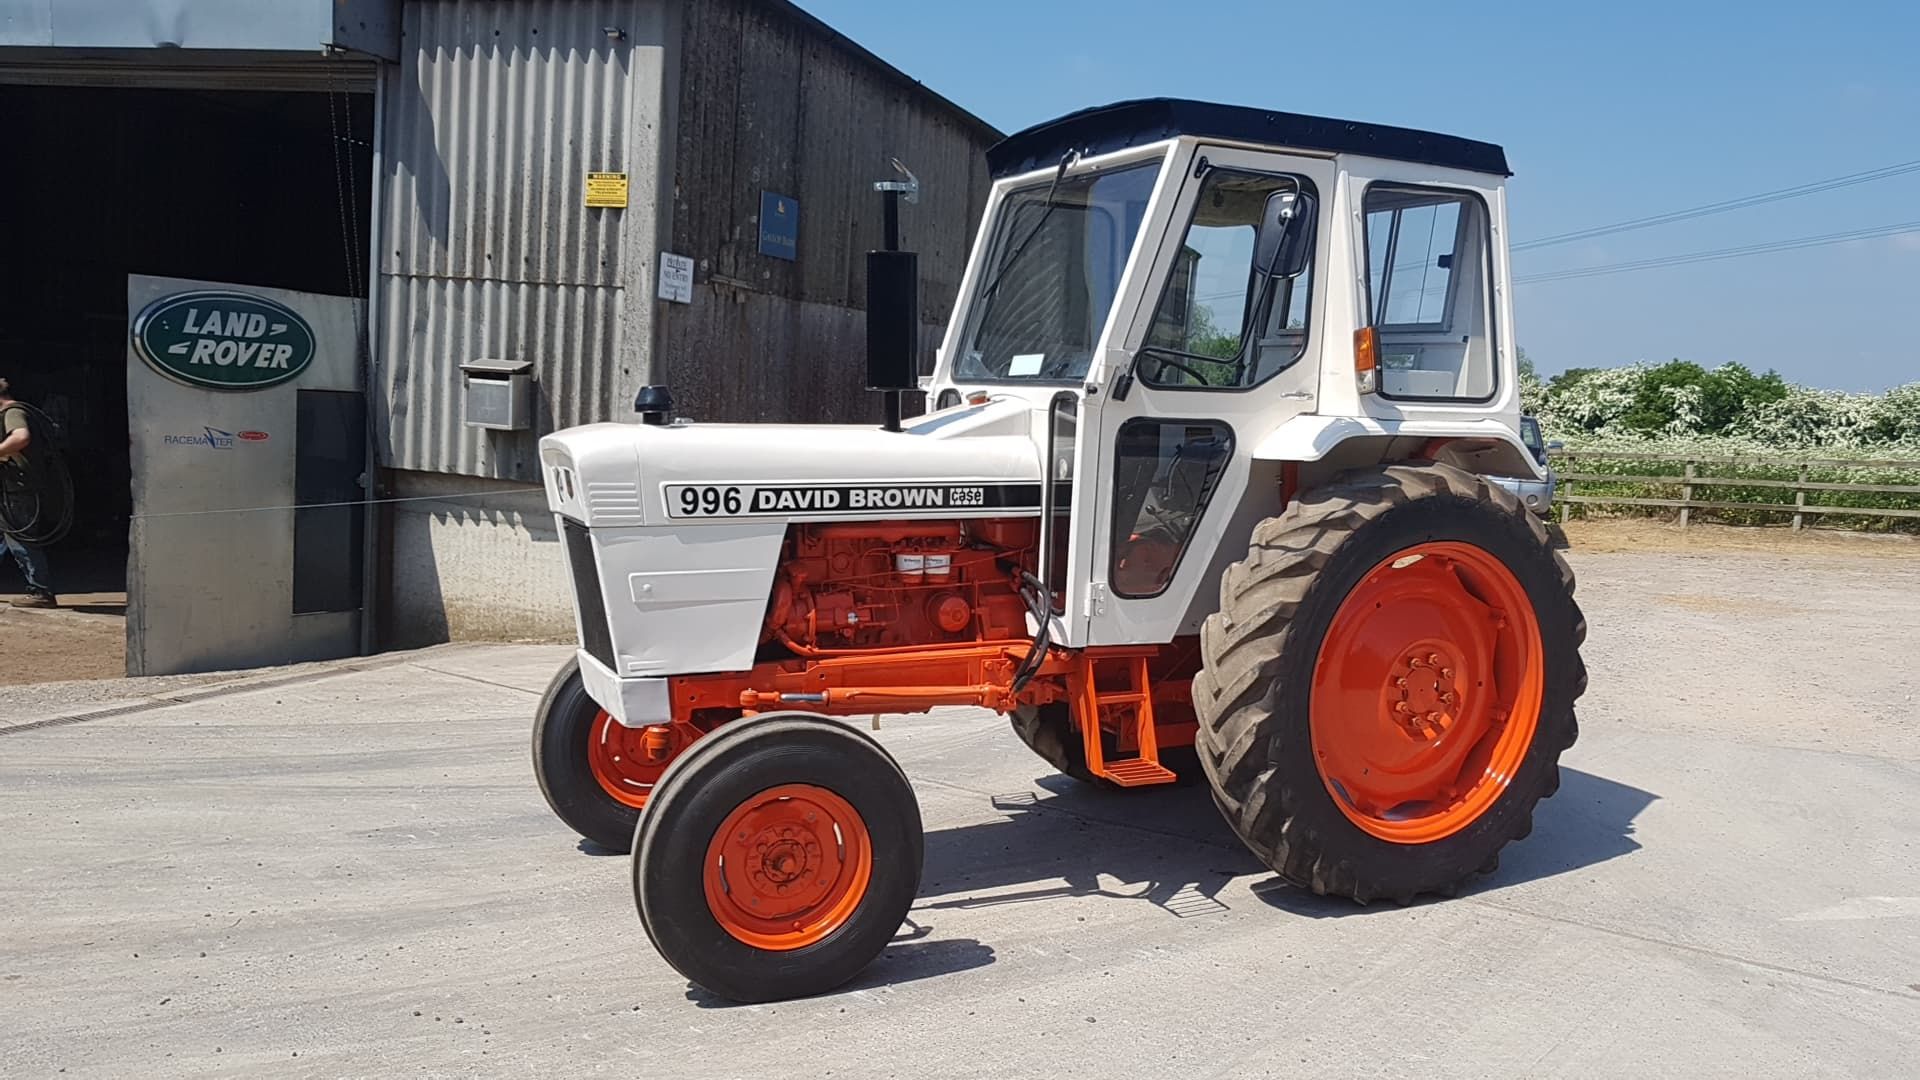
1528,361 -> 1920,532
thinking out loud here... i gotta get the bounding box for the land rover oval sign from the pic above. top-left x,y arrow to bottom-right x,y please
132,291 -> 317,391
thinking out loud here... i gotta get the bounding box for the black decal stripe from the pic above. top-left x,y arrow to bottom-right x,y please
663,481 -> 1068,518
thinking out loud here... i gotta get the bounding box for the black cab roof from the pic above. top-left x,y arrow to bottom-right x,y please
986,98 -> 1510,180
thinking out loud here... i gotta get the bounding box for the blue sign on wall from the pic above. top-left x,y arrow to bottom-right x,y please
758,191 -> 799,261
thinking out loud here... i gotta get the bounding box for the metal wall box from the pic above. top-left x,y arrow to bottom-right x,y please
460,358 -> 533,431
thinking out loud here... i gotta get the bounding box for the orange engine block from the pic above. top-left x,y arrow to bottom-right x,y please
760,518 -> 1038,654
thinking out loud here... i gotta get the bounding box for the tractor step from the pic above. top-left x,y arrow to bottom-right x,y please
1099,758 -> 1179,787
1072,652 -> 1177,787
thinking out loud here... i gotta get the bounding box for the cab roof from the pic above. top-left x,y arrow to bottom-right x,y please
986,98 -> 1511,180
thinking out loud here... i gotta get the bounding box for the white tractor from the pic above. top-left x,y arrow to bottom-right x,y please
532,98 -> 1584,1003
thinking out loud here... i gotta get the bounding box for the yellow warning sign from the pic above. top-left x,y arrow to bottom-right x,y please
585,172 -> 629,208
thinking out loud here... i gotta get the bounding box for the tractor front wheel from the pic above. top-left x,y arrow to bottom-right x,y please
633,713 -> 923,1003
532,658 -> 664,852
1194,463 -> 1586,903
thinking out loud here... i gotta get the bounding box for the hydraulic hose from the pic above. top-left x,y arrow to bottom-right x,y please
0,401 -> 75,546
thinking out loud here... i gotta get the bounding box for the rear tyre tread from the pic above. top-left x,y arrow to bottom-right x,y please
1193,462 -> 1587,902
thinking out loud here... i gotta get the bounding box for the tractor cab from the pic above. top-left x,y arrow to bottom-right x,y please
916,99 -> 1535,648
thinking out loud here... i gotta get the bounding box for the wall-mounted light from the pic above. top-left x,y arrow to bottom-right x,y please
603,26 -> 626,41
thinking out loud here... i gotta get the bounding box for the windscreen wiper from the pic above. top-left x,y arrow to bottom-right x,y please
972,150 -> 1080,310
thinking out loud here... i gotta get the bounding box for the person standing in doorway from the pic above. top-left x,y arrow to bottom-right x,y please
0,376 -> 58,608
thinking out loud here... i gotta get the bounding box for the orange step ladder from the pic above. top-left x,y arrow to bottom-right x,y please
1071,652 -> 1178,787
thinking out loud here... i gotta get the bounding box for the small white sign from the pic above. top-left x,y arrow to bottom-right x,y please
1008,352 -> 1045,376
658,252 -> 695,304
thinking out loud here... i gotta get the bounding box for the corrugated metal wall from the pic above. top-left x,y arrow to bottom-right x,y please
657,0 -> 996,424
377,0 -> 665,479
376,0 -> 998,478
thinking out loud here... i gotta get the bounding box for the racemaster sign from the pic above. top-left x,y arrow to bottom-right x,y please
132,290 -> 317,391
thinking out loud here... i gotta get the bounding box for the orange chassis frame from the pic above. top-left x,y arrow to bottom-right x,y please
656,640 -> 1199,787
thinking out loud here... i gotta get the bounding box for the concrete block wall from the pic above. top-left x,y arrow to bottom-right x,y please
384,469 -> 574,647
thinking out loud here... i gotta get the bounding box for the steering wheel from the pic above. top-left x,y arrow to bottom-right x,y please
1141,350 -> 1214,387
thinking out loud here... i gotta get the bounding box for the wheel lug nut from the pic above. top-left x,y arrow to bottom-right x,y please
1427,654 -> 1442,666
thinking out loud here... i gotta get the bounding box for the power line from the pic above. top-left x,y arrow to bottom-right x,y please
1514,220 -> 1920,284
1511,159 -> 1920,252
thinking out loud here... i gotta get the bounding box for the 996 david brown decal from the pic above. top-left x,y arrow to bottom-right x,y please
664,482 -> 1043,518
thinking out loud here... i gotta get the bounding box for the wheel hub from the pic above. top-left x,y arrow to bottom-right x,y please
705,784 -> 872,950
1391,648 -> 1460,740
586,712 -> 685,809
1310,541 -> 1544,844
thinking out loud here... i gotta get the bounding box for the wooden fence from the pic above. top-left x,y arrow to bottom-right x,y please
1549,451 -> 1920,530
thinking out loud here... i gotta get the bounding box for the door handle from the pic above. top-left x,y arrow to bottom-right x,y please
1277,390 -> 1312,400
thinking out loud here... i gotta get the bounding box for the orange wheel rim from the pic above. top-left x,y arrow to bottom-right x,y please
703,784 -> 873,951
586,711 -> 675,810
1310,541 -> 1544,844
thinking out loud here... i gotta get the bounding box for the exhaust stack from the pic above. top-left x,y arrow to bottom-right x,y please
867,160 -> 921,433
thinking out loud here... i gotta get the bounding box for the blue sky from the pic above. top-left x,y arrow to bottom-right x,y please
802,0 -> 1920,391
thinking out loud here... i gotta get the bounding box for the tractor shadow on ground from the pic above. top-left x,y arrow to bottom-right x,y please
916,776 -> 1265,921
1252,765 -> 1657,917
683,922 -> 997,1008
917,765 -> 1655,923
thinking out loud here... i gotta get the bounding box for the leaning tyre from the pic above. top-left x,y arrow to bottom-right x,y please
1194,462 -> 1586,903
634,713 -> 923,1003
1007,704 -> 1098,783
531,658 -> 661,852
1007,703 -> 1202,786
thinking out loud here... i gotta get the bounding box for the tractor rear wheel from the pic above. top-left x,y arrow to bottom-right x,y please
633,713 -> 922,1003
1007,705 -> 1098,783
1193,463 -> 1585,903
532,658 -> 648,852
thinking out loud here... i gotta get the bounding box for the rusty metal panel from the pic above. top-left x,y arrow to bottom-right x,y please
659,287 -> 936,427
377,0 -> 664,479
659,0 -> 996,424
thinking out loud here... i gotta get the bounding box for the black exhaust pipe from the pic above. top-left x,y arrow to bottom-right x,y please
867,161 -> 921,433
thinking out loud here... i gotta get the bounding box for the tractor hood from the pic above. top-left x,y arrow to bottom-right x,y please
540,396 -> 1050,529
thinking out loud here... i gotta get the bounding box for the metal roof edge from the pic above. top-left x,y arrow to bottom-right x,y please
757,0 -> 1003,145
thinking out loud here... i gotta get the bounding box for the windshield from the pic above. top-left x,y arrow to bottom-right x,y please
954,160 -> 1162,382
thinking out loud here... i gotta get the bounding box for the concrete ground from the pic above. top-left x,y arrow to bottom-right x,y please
3,540 -> 1918,1079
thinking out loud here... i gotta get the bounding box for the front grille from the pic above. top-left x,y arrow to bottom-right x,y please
562,518 -> 616,670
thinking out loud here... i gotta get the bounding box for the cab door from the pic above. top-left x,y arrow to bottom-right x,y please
1067,146 -> 1336,647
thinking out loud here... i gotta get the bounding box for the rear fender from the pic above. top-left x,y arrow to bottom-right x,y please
1252,415 -> 1542,487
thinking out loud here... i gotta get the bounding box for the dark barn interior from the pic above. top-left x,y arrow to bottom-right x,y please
0,83 -> 371,592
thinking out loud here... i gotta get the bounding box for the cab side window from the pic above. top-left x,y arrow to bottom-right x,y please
1363,186 -> 1497,401
1140,169 -> 1315,390
1109,419 -> 1233,598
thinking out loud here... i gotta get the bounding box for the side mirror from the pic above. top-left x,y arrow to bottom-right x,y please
1253,189 -> 1317,279
1546,440 -> 1565,452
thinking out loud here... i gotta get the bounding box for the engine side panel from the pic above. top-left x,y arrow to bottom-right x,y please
582,521 -> 788,676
